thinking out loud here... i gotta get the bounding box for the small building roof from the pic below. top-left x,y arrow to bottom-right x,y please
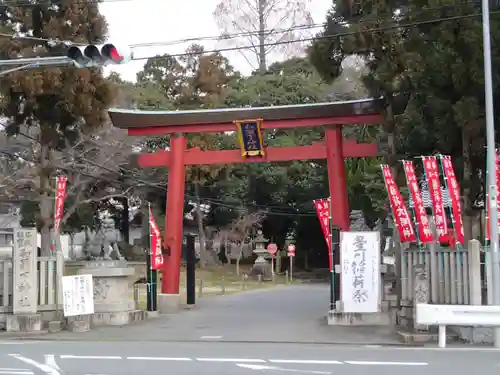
109,98 -> 384,129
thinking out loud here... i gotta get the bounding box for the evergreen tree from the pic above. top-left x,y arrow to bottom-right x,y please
0,0 -> 116,254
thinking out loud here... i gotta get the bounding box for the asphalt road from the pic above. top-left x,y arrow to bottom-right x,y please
0,341 -> 499,375
41,284 -> 399,345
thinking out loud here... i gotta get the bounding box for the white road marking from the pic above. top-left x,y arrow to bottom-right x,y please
9,354 -> 61,375
127,357 -> 192,361
236,364 -> 331,374
60,355 -> 122,360
269,360 -> 342,365
344,361 -> 428,366
197,358 -> 266,363
0,371 -> 34,375
200,336 -> 222,339
44,355 -> 61,371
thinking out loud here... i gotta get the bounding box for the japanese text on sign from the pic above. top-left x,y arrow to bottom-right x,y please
235,119 -> 265,157
381,165 -> 416,243
402,160 -> 433,243
62,274 -> 94,317
54,176 -> 68,233
313,199 -> 333,271
341,232 -> 380,313
12,228 -> 37,314
149,208 -> 164,270
422,156 -> 448,242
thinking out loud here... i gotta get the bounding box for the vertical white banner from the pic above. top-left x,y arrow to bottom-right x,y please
340,231 -> 380,313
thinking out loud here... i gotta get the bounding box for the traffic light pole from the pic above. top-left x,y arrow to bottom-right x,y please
0,56 -> 73,76
482,0 -> 500,348
0,56 -> 72,66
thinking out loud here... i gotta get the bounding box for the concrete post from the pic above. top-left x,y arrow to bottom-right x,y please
468,239 -> 482,305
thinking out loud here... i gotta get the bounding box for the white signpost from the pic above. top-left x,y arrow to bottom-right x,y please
340,231 -> 380,313
62,274 -> 95,317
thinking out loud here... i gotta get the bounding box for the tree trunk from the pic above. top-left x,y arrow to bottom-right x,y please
236,245 -> 244,275
39,143 -> 52,256
258,0 -> 267,74
120,197 -> 130,244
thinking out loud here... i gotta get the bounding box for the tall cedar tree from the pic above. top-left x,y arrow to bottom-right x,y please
310,0 -> 500,240
0,1 -> 116,254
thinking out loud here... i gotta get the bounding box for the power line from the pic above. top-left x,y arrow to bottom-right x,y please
0,1 -> 484,52
8,131 -> 318,216
130,10 -> 500,62
128,1 -> 482,49
0,0 -> 130,6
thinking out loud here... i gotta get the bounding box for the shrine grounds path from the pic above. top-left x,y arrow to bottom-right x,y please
25,283 -> 400,344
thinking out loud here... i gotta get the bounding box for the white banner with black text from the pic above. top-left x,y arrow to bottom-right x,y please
340,231 -> 380,313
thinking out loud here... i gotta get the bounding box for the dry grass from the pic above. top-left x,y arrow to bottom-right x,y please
65,262 -> 291,311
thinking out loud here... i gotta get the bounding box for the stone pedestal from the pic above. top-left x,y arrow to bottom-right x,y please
78,260 -> 138,326
158,293 -> 181,313
6,314 -> 42,332
327,301 -> 392,326
251,253 -> 272,280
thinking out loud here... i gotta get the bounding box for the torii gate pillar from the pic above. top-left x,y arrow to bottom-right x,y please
325,125 -> 350,231
161,134 -> 186,298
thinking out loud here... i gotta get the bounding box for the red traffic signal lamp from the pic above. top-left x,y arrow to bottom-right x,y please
67,43 -> 132,68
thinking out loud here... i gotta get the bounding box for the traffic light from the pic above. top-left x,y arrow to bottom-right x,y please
67,43 -> 132,68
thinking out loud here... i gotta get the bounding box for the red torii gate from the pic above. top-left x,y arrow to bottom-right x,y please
109,98 -> 385,310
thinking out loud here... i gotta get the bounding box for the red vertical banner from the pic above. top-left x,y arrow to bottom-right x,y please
313,199 -> 332,270
54,176 -> 68,233
486,152 -> 500,241
440,156 -> 465,244
422,156 -> 448,242
149,208 -> 164,270
381,165 -> 416,243
402,161 -> 433,243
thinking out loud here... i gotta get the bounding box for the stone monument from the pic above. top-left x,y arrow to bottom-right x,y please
77,260 -> 141,326
7,228 -> 41,332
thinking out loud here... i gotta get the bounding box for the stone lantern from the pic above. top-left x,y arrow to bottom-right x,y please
251,230 -> 271,279
285,232 -> 296,247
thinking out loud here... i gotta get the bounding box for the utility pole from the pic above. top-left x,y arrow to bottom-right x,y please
482,0 -> 500,348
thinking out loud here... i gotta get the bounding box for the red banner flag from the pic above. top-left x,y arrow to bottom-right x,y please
313,199 -> 332,271
402,161 -> 433,243
422,156 -> 448,242
54,176 -> 68,233
486,152 -> 500,241
149,208 -> 164,270
382,165 -> 416,243
440,156 -> 465,244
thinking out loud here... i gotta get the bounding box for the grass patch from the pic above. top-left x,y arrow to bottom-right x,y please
65,262 -> 290,311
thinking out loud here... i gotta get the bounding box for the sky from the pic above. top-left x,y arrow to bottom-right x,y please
99,0 -> 333,82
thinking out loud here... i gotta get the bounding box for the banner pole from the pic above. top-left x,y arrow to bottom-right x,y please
438,155 -> 460,247
328,197 -> 335,311
401,161 -> 424,262
147,202 -> 155,312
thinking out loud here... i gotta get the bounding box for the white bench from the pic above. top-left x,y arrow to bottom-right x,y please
416,303 -> 500,348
